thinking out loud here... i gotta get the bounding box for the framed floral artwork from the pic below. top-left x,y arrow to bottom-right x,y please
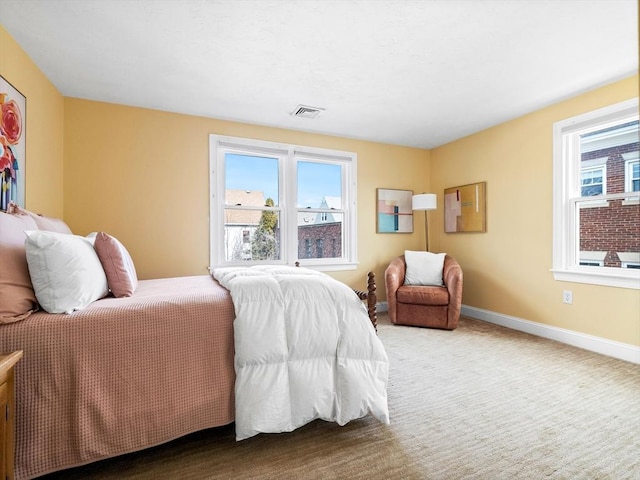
0,74 -> 26,211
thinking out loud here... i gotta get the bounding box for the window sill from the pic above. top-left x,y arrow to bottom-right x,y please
209,261 -> 358,273
578,200 -> 609,209
551,268 -> 640,289
292,261 -> 358,272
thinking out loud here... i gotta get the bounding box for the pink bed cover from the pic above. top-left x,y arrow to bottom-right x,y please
0,275 -> 236,480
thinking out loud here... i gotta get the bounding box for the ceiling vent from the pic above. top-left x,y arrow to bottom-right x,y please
291,104 -> 325,119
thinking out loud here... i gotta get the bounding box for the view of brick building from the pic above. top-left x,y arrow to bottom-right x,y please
224,191 -> 342,261
297,222 -> 342,259
297,196 -> 343,259
579,121 -> 639,268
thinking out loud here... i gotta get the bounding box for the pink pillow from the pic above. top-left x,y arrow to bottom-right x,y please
0,212 -> 39,322
6,201 -> 72,234
93,232 -> 138,297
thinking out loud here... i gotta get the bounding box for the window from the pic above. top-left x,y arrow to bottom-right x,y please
619,252 -> 640,269
625,154 -> 639,193
552,98 -> 639,289
209,135 -> 357,271
581,165 -> 605,197
578,250 -> 605,267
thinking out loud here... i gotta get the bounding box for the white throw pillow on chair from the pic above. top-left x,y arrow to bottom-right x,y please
404,250 -> 446,286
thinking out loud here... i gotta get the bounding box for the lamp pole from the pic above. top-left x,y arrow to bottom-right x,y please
412,193 -> 437,252
424,209 -> 429,251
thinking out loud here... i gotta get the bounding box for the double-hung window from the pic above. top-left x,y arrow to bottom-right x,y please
552,98 -> 639,289
209,135 -> 358,271
624,153 -> 639,199
581,165 -> 606,197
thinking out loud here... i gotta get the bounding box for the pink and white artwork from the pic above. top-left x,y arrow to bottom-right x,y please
377,188 -> 413,233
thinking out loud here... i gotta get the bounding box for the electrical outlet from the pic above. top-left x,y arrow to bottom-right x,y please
563,290 -> 573,304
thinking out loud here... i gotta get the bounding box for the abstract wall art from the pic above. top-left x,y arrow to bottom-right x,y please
444,181 -> 486,233
376,188 -> 413,233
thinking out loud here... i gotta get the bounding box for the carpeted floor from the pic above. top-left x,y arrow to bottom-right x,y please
39,314 -> 640,480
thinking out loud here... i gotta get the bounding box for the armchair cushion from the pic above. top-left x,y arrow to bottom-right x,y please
397,285 -> 449,306
404,250 -> 446,286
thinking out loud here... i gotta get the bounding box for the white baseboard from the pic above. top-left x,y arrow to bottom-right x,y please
462,305 -> 640,365
376,301 -> 388,313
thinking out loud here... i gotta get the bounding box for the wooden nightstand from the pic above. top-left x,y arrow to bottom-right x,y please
0,352 -> 22,480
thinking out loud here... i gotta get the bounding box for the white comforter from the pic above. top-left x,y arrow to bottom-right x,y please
213,265 -> 389,441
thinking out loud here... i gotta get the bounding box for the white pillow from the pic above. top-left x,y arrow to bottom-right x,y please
404,250 -> 446,286
24,230 -> 109,314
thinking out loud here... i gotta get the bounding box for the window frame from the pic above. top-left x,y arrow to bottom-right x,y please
552,97 -> 640,289
625,157 -> 640,191
618,252 -> 640,269
624,152 -> 640,199
579,158 -> 609,208
209,134 -> 358,271
580,162 -> 606,197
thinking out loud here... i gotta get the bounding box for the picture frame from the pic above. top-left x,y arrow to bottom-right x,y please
0,74 -> 26,211
376,188 -> 413,233
444,181 -> 486,233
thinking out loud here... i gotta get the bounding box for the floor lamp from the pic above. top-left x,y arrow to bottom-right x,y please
412,193 -> 437,251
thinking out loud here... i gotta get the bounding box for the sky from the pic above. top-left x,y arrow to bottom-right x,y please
225,153 -> 341,208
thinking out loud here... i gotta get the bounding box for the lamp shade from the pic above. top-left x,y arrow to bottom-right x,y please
412,193 -> 437,211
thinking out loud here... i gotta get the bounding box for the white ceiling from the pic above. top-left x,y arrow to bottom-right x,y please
0,0 -> 638,149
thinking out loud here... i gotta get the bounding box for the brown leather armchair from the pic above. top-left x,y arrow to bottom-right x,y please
385,255 -> 463,330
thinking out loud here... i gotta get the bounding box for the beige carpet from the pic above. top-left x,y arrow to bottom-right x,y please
40,314 -> 640,480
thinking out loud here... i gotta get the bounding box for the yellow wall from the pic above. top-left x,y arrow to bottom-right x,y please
3,23 -> 638,347
63,98 -> 429,288
0,26 -> 64,216
430,75 -> 640,346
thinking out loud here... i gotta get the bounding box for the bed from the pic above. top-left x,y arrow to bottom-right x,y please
0,208 -> 387,480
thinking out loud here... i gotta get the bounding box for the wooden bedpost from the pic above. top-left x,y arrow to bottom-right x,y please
367,272 -> 377,332
353,272 -> 378,333
294,262 -> 378,332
